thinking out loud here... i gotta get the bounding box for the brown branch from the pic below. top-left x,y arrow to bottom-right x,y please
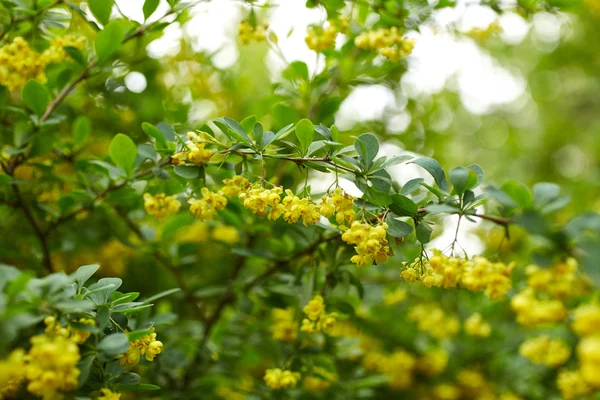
416,207 -> 511,227
38,9 -> 176,123
45,158 -> 172,235
11,183 -> 53,274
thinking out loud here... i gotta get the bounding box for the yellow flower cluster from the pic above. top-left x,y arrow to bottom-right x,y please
519,336 -> 571,367
0,35 -> 85,91
510,288 -> 567,326
44,316 -> 95,344
401,252 -> 514,300
415,348 -> 449,376
211,225 -> 240,244
409,304 -> 459,340
188,188 -> 227,220
263,368 -> 301,389
362,342 -> 416,389
341,221 -> 391,267
221,175 -> 251,197
172,132 -> 213,165
572,303 -> 600,337
319,187 -> 356,227
238,20 -> 268,44
354,27 -> 415,61
456,369 -> 497,399
464,313 -> 491,338
301,295 -> 337,334
119,330 -> 163,366
271,308 -> 298,343
467,21 -> 502,42
305,16 -> 349,52
383,287 -> 407,305
98,388 -> 121,400
559,303 -> 600,392
144,192 -> 181,219
510,259 -> 586,327
25,334 -> 81,399
557,369 -> 592,400
576,334 -> 600,387
525,259 -> 588,300
0,349 -> 26,398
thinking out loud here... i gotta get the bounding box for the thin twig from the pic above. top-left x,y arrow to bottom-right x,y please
11,183 -> 53,273
45,158 -> 172,235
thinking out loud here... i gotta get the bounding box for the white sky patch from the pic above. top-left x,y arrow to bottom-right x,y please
124,71 -> 147,93
427,214 -> 485,257
335,85 -> 398,130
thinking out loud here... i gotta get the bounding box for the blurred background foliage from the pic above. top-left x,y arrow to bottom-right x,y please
0,0 -> 599,399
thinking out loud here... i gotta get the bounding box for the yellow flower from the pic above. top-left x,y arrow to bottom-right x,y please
239,20 -> 268,44
98,388 -> 121,400
572,303 -> 600,337
519,335 -> 571,367
342,221 -> 391,267
409,304 -> 459,339
303,295 -> 325,321
172,132 -> 213,165
144,193 -> 181,219
557,369 -> 591,399
0,348 -> 26,398
119,330 -> 163,366
25,334 -> 80,399
577,335 -> 600,387
464,313 -> 491,338
384,287 -> 407,305
271,308 -> 298,343
416,348 -> 449,376
211,225 -> 240,244
263,368 -> 300,389
355,26 -> 414,61
188,188 -> 227,220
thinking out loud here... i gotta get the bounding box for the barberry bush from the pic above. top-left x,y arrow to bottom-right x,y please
0,0 -> 599,399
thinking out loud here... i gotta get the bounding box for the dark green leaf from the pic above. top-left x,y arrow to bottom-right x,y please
98,333 -> 129,356
354,133 -> 379,168
141,122 -> 167,148
73,116 -> 91,145
389,194 -> 418,217
416,222 -> 433,243
400,178 -> 424,195
411,157 -> 448,191
174,165 -> 200,179
450,167 -> 478,196
386,214 -> 413,237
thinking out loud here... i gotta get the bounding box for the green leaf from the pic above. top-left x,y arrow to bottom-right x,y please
54,299 -> 95,313
467,164 -> 484,188
389,194 -> 418,217
411,157 -> 448,191
213,117 -> 252,146
330,125 -> 340,142
98,333 -> 129,356
116,372 -> 141,386
120,384 -> 160,391
22,80 -> 50,116
77,355 -> 95,388
416,222 -> 433,243
533,182 -> 560,207
141,122 -> 167,148
450,167 -> 478,196
194,286 -> 227,299
142,288 -> 181,304
72,264 -> 99,287
173,165 -> 200,179
143,0 -> 160,20
89,0 -> 114,25
73,116 -> 91,145
95,21 -> 125,62
386,214 -> 413,237
400,178 -> 424,195
425,204 -> 460,215
354,133 -> 379,168
367,188 -> 392,206
109,134 -> 137,175
253,122 -> 264,150
500,181 -> 532,208
383,155 -> 412,169
295,118 -> 315,155
240,115 -> 257,134
127,329 -> 153,342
